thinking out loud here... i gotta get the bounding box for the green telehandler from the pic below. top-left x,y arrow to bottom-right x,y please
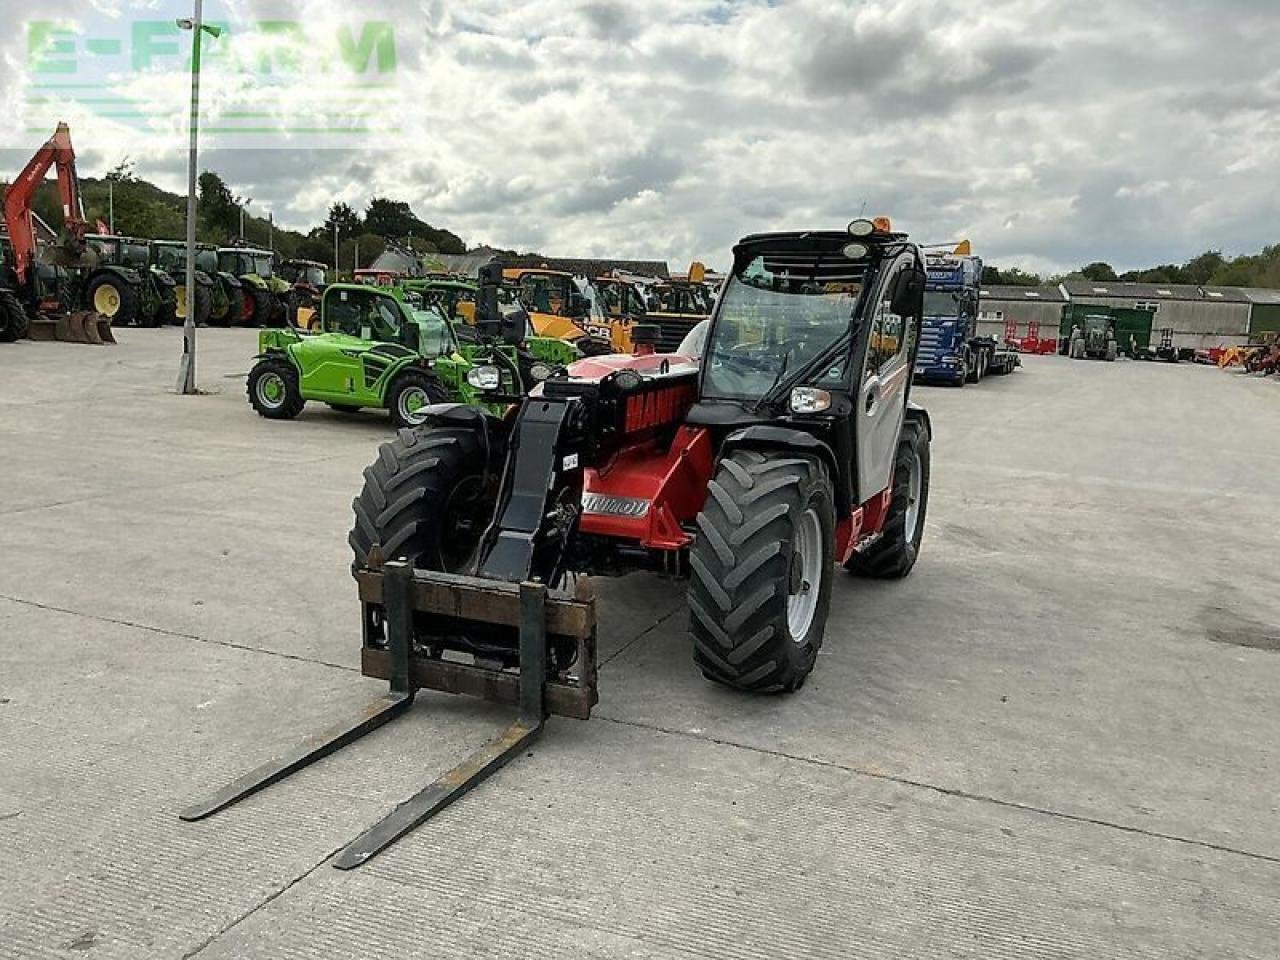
246,281 -> 553,428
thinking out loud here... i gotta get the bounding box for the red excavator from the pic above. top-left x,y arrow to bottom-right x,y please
0,122 -> 115,344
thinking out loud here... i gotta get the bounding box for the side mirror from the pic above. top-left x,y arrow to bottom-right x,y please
475,259 -> 503,338
475,258 -> 528,345
890,267 -> 925,318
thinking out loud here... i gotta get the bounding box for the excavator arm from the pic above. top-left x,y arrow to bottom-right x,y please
3,121 -> 89,286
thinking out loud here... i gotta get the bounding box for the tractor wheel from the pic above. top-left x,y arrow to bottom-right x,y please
206,287 -> 232,327
0,289 -> 29,342
349,427 -> 494,575
224,286 -> 246,327
172,285 -> 191,325
845,419 -> 930,580
387,368 -> 450,429
87,274 -> 138,327
153,287 -> 177,327
195,286 -> 213,326
247,287 -> 275,327
689,450 -> 835,693
284,291 -> 300,328
246,357 -> 305,420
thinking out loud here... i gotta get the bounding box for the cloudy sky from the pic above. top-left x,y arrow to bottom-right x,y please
2,0 -> 1277,274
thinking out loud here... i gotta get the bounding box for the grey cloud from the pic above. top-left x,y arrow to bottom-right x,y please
578,1 -> 636,41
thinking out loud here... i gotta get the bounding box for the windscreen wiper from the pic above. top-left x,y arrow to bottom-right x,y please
754,331 -> 851,412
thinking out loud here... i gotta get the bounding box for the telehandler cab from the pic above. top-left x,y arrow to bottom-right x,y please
184,220 -> 933,869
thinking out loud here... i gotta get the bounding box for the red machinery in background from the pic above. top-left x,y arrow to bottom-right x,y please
0,122 -> 114,343
1013,320 -> 1058,356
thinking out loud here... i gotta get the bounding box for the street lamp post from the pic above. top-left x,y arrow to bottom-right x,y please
175,2 -> 221,396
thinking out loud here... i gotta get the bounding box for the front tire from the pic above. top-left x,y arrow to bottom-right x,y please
387,368 -> 449,429
0,289 -> 29,341
246,357 -> 305,419
349,427 -> 493,574
689,450 -> 835,693
845,419 -> 930,579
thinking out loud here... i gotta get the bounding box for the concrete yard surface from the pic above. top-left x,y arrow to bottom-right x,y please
1,329 -> 1278,958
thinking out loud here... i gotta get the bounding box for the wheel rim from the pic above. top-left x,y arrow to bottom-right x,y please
439,475 -> 488,571
786,507 -> 823,641
904,449 -> 923,540
256,372 -> 287,409
94,285 -> 121,316
399,386 -> 430,424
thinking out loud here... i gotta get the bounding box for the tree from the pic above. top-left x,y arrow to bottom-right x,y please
1181,250 -> 1226,285
105,158 -> 137,183
364,197 -> 424,238
982,265 -> 1043,286
363,196 -> 466,253
1079,262 -> 1117,282
325,201 -> 362,235
198,170 -> 241,241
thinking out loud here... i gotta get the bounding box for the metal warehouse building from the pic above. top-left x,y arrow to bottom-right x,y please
1241,288 -> 1280,339
978,285 -> 1068,340
1059,281 -> 1252,351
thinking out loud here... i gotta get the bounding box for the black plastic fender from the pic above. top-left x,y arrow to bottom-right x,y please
905,402 -> 932,440
721,424 -> 850,516
415,403 -> 513,466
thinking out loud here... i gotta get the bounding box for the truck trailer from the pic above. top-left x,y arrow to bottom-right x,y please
914,247 -> 1019,386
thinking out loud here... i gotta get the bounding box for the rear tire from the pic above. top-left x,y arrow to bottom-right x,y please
246,357 -> 305,420
845,419 -> 930,579
195,285 -> 213,326
87,274 -> 138,326
152,286 -> 176,327
349,427 -> 492,574
247,286 -> 274,327
224,285 -> 246,327
689,450 -> 835,693
387,368 -> 450,429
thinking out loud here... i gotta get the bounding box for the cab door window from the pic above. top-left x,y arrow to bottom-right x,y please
866,261 -> 913,374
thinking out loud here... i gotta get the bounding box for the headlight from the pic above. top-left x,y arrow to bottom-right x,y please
789,387 -> 832,414
528,361 -> 553,382
466,364 -> 501,390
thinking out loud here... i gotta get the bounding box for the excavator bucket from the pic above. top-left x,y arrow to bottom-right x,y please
27,310 -> 116,345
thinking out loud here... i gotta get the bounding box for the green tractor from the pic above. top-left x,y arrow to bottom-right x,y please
1069,313 -> 1119,361
150,241 -> 249,327
218,245 -> 291,327
79,234 -> 172,327
278,259 -> 327,326
246,282 -> 545,428
401,276 -> 583,369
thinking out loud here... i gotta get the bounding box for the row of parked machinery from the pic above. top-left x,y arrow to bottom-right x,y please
0,122 -> 357,345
